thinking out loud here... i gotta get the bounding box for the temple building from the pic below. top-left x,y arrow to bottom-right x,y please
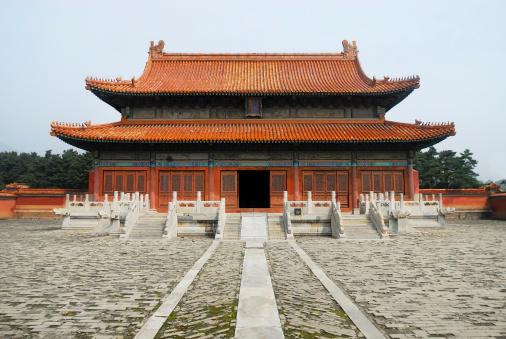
50,40 -> 455,212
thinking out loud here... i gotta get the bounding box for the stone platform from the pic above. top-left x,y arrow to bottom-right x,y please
0,219 -> 505,338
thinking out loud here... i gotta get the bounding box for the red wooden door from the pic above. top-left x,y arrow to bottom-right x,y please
221,171 -> 238,209
270,171 -> 286,208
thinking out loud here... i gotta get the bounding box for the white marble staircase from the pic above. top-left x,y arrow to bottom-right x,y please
341,214 -> 381,239
222,213 -> 242,240
267,213 -> 286,240
128,212 -> 166,240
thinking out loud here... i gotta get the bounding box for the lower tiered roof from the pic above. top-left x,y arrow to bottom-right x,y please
50,118 -> 455,150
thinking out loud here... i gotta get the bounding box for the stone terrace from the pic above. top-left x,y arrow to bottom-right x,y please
0,219 -> 505,338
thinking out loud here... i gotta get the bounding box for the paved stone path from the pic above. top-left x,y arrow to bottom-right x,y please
1,218 -> 506,339
265,241 -> 363,338
0,220 -> 212,338
156,241 -> 244,338
298,219 -> 506,338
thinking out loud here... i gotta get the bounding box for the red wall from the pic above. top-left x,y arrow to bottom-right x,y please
0,196 -> 17,219
490,194 -> 506,220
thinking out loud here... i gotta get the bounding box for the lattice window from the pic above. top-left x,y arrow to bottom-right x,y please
326,174 -> 335,192
362,173 -> 371,192
395,174 -> 403,192
172,175 -> 181,191
184,175 -> 193,192
160,175 -> 169,192
272,175 -> 285,192
195,174 -> 204,192
303,175 -> 313,192
137,175 -> 145,192
222,175 -> 235,192
104,174 -> 113,192
338,174 -> 347,192
126,174 -> 135,192
385,174 -> 392,191
115,175 -> 123,192
373,174 -> 381,192
315,174 -> 324,191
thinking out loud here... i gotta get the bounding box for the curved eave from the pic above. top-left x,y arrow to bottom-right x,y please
54,133 -> 453,152
89,86 -> 418,97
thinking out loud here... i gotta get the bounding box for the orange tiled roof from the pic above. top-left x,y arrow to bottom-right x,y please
50,119 -> 455,144
85,40 -> 419,96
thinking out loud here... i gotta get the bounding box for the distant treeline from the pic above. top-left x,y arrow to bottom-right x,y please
0,150 -> 93,190
413,147 -> 481,189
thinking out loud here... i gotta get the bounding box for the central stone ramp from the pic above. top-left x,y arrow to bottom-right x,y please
128,212 -> 166,239
236,241 -> 284,338
241,213 -> 269,241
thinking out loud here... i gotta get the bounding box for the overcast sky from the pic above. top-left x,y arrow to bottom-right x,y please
0,0 -> 504,181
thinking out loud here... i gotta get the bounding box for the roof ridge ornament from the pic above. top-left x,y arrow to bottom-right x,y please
149,40 -> 165,58
342,40 -> 358,59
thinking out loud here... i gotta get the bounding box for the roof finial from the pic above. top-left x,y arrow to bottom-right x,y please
342,40 -> 358,59
149,40 -> 165,58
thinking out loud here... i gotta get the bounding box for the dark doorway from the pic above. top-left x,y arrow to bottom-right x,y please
238,170 -> 270,208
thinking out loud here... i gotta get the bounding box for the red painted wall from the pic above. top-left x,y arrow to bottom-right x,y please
490,193 -> 506,220
419,189 -> 490,211
0,196 -> 17,219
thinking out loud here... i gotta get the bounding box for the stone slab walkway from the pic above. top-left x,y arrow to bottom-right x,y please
1,218 -> 506,339
298,219 -> 506,338
235,241 -> 283,338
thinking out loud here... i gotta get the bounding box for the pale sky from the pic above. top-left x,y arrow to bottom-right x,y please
0,0 -> 505,181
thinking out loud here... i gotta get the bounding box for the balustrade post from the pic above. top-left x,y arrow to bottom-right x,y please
369,191 -> 374,202
73,194 -> 77,203
65,194 -> 70,209
103,194 -> 109,211
145,194 -> 150,211
84,194 -> 90,212
390,190 -> 395,210
419,193 -> 424,211
307,191 -> 312,214
113,191 -> 118,209
197,191 -> 201,213
283,191 -> 288,204
331,191 -> 336,204
439,193 -> 443,210
400,193 -> 404,210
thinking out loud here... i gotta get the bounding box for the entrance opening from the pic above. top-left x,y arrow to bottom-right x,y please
238,170 -> 270,208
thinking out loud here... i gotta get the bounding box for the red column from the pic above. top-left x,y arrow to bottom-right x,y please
351,165 -> 358,210
407,165 -> 414,200
293,165 -> 299,201
150,166 -> 156,209
93,167 -> 100,201
208,164 -> 215,201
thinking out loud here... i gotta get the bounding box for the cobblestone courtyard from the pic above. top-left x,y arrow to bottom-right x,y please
0,218 -> 505,338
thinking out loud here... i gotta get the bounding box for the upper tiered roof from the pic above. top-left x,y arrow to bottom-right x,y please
85,40 -> 420,97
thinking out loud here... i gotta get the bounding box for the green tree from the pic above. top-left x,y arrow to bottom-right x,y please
414,147 -> 481,189
0,150 -> 93,190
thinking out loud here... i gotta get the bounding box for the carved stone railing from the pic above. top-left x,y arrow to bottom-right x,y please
360,191 -> 455,232
369,201 -> 389,239
160,192 -> 223,238
215,198 -> 226,240
163,202 -> 178,240
283,202 -> 294,239
120,193 -> 141,239
330,200 -> 346,239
